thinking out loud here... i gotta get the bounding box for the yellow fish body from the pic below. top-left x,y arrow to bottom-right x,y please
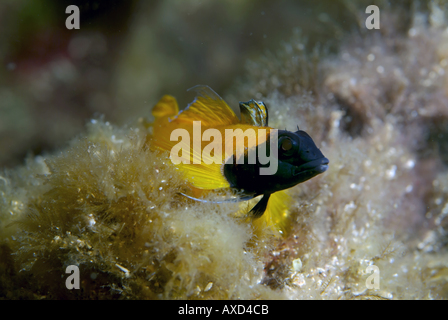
147,86 -> 329,234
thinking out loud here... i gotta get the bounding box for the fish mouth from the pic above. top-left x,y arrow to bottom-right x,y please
293,157 -> 329,176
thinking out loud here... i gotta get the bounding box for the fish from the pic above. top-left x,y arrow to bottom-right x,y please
147,85 -> 329,233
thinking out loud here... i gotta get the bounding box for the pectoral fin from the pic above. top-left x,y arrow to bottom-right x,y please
249,193 -> 271,218
175,85 -> 240,126
249,190 -> 292,235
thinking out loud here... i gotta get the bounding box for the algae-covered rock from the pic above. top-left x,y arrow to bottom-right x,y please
1,1 -> 448,300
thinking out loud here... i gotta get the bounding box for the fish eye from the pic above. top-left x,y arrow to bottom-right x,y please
278,136 -> 295,156
281,138 -> 292,151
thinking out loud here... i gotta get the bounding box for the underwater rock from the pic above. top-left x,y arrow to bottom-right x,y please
1,1 -> 448,299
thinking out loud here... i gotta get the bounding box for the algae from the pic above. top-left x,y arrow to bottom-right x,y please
1,1 -> 448,300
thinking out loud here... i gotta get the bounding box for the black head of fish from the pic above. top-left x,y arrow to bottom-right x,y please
275,129 -> 329,188
223,129 -> 329,196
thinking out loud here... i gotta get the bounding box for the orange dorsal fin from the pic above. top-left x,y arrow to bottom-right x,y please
149,86 -> 241,190
152,94 -> 179,119
174,85 -> 240,127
